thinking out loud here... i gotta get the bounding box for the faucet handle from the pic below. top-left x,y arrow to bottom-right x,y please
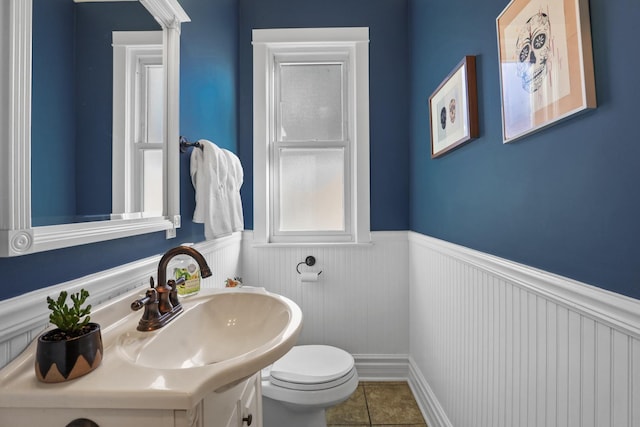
131,298 -> 147,311
131,287 -> 158,311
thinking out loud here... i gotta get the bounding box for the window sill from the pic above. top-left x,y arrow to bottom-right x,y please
250,241 -> 373,249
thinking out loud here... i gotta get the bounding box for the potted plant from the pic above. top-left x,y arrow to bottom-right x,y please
35,289 -> 103,383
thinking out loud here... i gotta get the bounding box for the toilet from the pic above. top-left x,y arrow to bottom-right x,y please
261,345 -> 359,427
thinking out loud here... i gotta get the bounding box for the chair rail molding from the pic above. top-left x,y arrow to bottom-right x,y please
408,232 -> 640,339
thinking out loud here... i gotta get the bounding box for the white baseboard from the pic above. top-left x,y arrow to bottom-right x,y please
353,354 -> 409,381
408,356 -> 452,427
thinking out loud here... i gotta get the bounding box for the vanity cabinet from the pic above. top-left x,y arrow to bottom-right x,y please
1,407 -> 180,427
0,373 -> 262,427
203,373 -> 262,427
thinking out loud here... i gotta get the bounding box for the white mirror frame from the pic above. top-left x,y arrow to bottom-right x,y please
0,0 -> 189,257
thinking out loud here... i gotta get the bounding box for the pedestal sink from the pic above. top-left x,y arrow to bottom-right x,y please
0,286 -> 303,411
118,290 -> 299,370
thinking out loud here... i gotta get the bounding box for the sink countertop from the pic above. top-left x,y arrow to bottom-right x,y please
0,287 -> 302,410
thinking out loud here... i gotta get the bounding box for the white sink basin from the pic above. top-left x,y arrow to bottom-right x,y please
0,287 -> 302,410
118,289 -> 299,370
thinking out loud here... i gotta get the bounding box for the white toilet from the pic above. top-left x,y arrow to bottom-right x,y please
261,345 -> 359,427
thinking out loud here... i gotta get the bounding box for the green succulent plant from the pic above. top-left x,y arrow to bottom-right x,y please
46,289 -> 92,335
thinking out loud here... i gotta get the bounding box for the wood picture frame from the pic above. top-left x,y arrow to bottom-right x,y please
496,0 -> 596,143
429,56 -> 479,158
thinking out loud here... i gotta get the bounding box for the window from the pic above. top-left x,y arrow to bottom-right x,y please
252,28 -> 370,244
136,57 -> 164,215
112,31 -> 164,220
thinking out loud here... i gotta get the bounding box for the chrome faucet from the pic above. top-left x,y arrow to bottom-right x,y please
131,246 -> 213,331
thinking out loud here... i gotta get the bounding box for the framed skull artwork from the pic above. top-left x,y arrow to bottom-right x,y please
496,0 -> 596,143
429,56 -> 479,158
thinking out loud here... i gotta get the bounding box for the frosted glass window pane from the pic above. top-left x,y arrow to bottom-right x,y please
279,63 -> 343,141
146,65 -> 164,143
143,149 -> 163,214
279,149 -> 344,231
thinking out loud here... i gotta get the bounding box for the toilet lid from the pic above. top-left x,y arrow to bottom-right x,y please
269,345 -> 354,384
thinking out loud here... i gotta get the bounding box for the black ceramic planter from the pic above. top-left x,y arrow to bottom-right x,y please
35,323 -> 103,383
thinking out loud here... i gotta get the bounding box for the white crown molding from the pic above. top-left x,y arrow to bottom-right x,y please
252,27 -> 369,44
140,0 -> 190,29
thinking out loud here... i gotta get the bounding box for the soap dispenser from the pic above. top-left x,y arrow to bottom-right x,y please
169,243 -> 202,297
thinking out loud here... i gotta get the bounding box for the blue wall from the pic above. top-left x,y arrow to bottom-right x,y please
8,0 -> 640,303
237,0 -> 410,231
180,0 -> 239,226
0,0 -> 237,301
409,0 -> 640,299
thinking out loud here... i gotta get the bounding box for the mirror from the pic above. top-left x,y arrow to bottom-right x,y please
31,1 -> 162,226
0,0 -> 190,256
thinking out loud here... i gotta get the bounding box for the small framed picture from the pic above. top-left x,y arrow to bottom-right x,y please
496,0 -> 597,143
429,56 -> 479,158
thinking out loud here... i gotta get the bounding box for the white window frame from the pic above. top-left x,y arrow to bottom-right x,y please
135,57 -> 164,216
112,31 -> 163,220
252,27 -> 370,245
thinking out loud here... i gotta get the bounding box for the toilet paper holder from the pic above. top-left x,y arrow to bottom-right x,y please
296,256 -> 322,276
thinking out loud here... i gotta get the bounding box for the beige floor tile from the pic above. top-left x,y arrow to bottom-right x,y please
325,385 -> 370,425
326,381 -> 427,426
364,382 -> 426,425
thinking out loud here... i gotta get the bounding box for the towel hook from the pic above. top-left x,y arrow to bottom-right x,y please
296,255 -> 322,275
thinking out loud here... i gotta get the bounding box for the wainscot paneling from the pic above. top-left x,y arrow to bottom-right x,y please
241,231 -> 411,362
408,232 -> 640,427
5,229 -> 637,427
0,233 -> 242,369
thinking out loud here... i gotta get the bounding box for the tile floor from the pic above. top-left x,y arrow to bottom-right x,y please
326,381 -> 427,427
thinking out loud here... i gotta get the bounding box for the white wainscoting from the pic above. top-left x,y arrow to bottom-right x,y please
4,229 -> 638,427
241,231 -> 410,369
0,233 -> 242,369
408,232 -> 640,427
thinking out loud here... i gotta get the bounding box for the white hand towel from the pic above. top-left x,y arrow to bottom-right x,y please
222,148 -> 244,232
190,140 -> 233,239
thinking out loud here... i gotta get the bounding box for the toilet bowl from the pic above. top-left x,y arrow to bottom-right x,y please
261,345 -> 359,427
